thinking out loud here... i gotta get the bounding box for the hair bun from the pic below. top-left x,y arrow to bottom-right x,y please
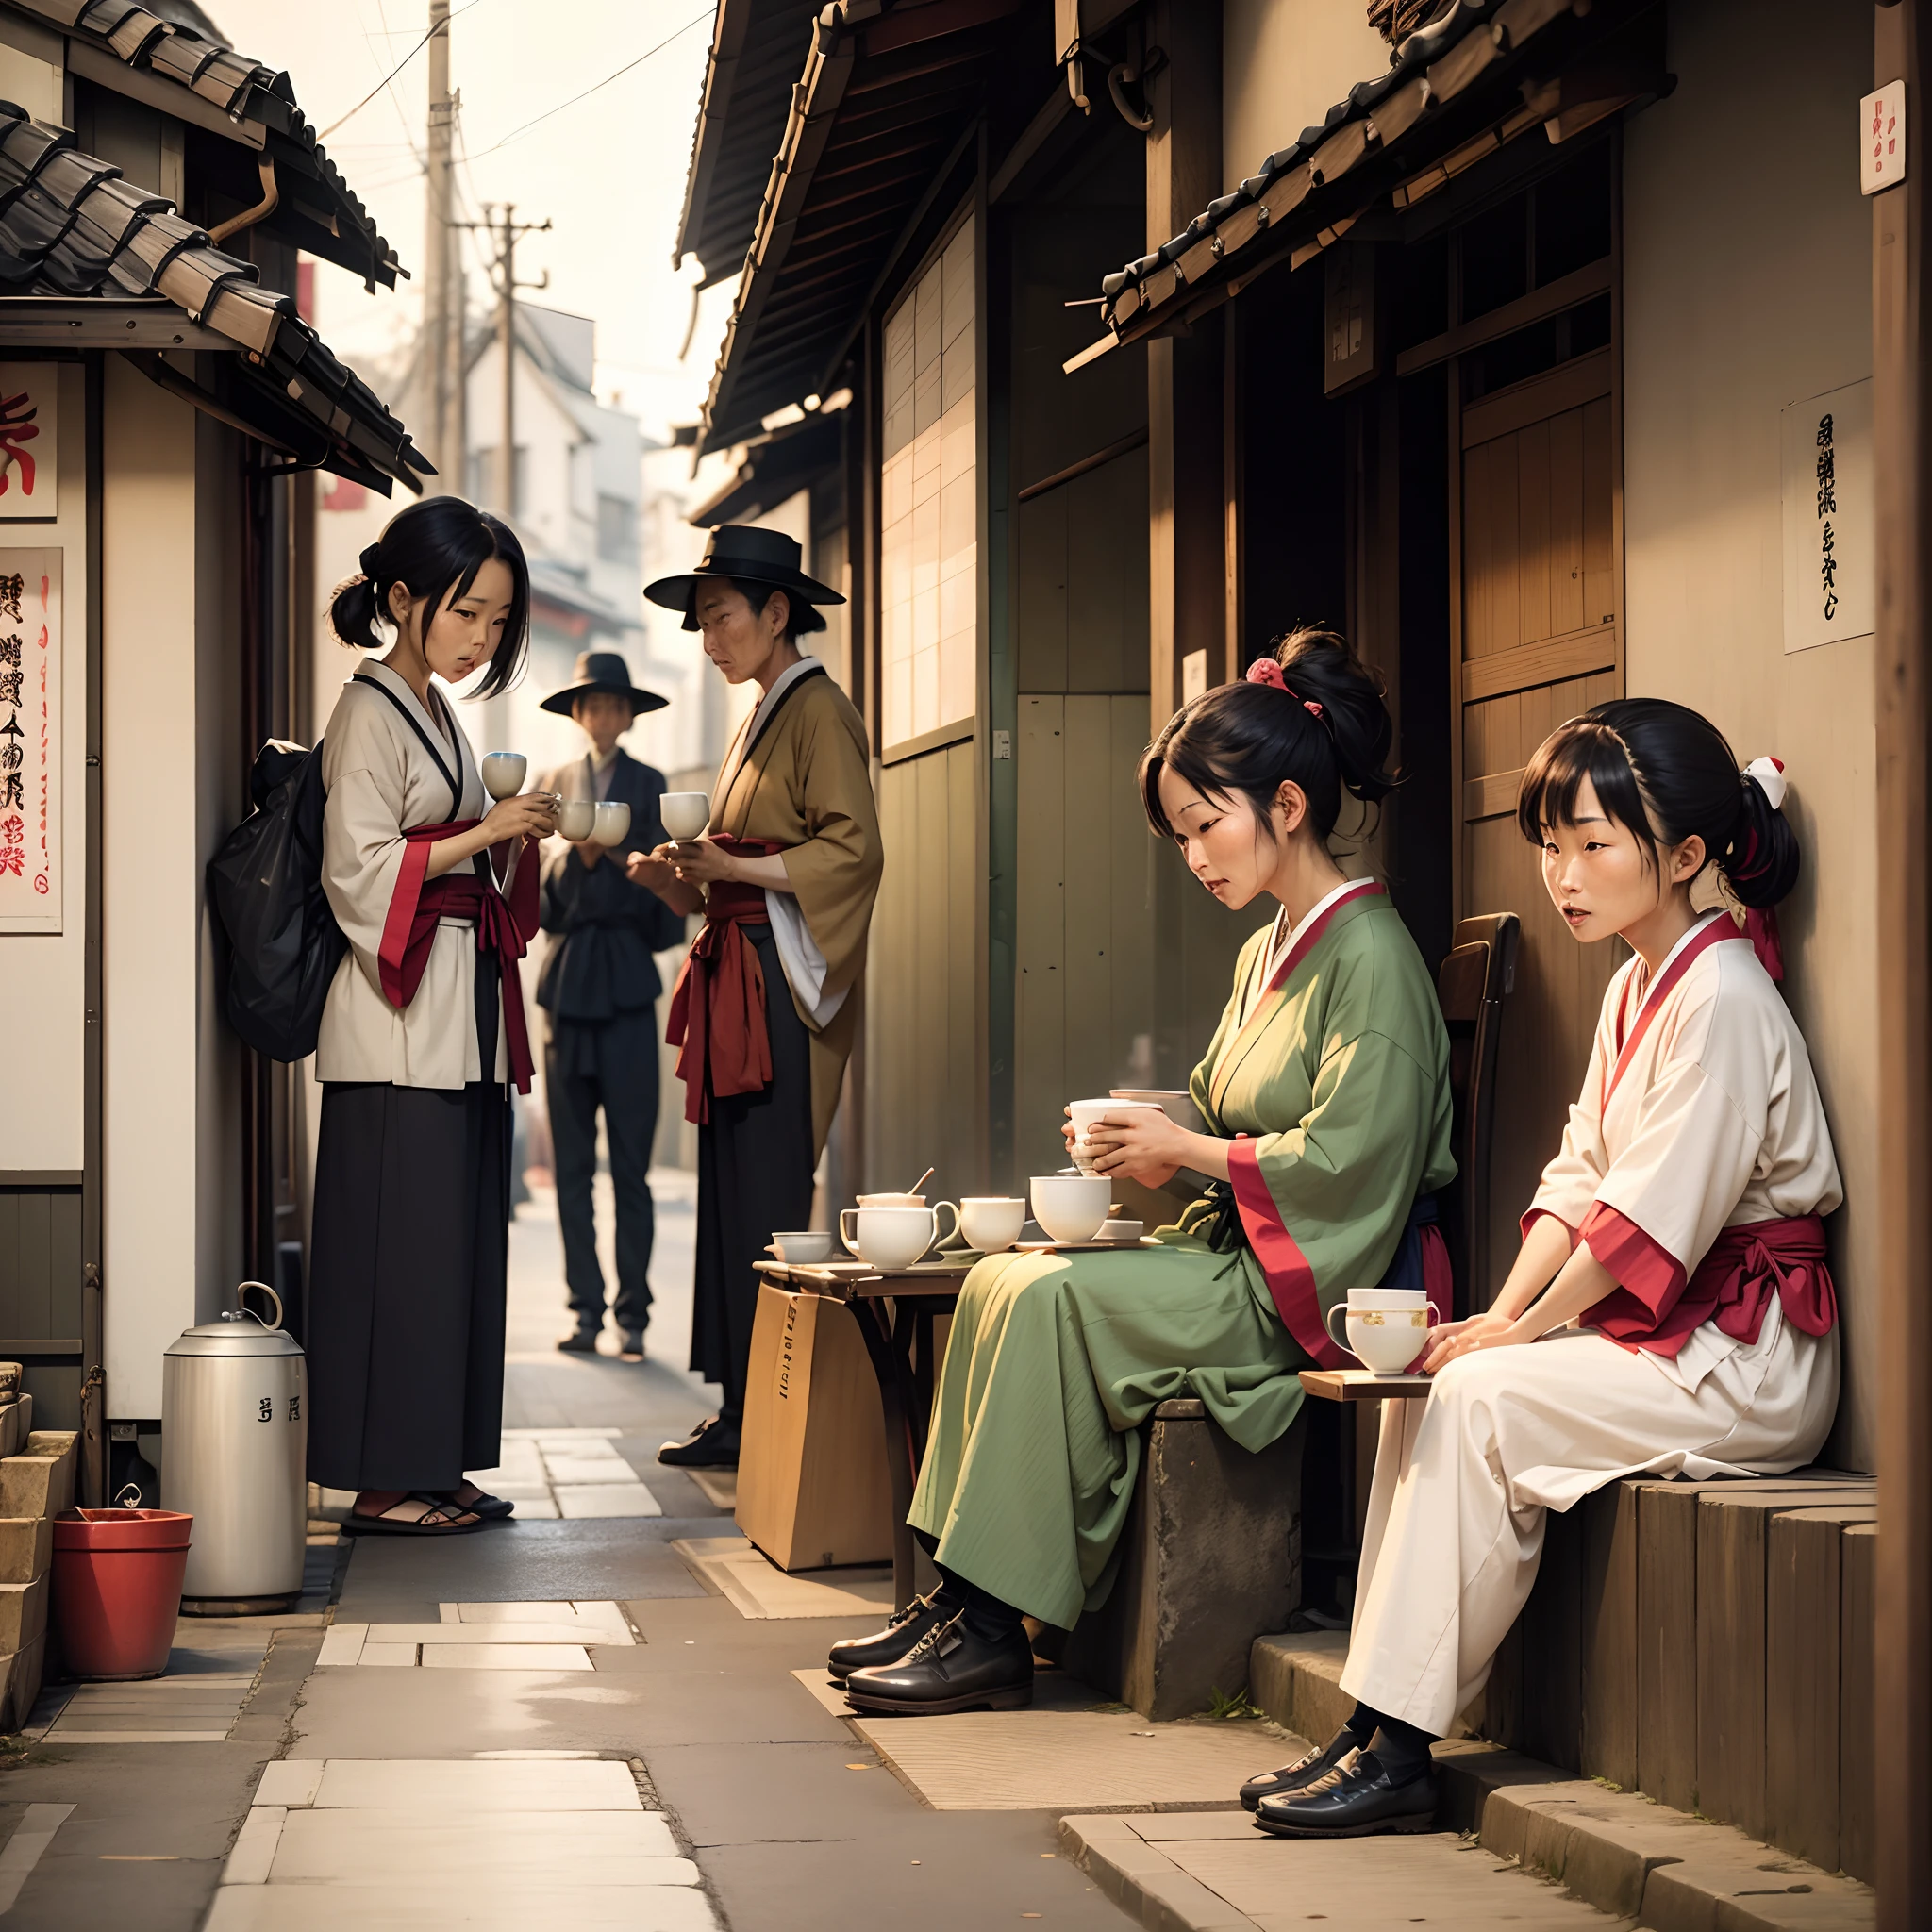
1744,755 -> 1787,812
358,542 -> 383,578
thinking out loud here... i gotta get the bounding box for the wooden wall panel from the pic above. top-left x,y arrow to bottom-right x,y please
867,745 -> 984,1207
1012,693 -> 1161,1191
1457,372 -> 1621,1304
0,1186 -> 81,1342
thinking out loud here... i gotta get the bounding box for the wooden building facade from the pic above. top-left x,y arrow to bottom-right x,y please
681,1 -> 1932,1912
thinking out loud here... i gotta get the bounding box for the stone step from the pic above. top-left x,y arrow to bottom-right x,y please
1246,1628 -> 1352,1755
1063,1632 -> 1876,1931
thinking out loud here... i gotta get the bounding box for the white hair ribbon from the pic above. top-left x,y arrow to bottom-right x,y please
1745,755 -> 1787,811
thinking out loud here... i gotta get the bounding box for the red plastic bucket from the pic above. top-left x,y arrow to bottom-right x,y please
52,1508 -> 192,1681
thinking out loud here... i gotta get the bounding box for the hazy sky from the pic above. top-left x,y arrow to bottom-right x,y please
211,0 -> 741,440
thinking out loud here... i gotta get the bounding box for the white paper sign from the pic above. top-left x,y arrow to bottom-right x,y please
0,550 -> 61,930
1781,379 -> 1873,655
1863,81 -> 1906,195
0,365 -> 56,517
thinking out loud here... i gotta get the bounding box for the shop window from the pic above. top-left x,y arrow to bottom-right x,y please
1533,141 -> 1613,286
879,214 -> 977,749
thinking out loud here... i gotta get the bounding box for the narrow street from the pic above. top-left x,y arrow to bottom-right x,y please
0,1177 -> 1673,1930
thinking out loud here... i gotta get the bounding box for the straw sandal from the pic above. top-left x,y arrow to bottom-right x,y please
344,1491 -> 484,1536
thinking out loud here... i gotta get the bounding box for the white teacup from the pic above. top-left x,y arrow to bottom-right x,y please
556,797 -> 597,841
481,752 -> 526,801
1066,1099 -> 1166,1174
770,1230 -> 833,1265
1030,1174 -> 1111,1245
839,1202 -> 960,1271
661,791 -> 710,841
959,1197 -> 1025,1254
1324,1289 -> 1439,1376
858,1191 -> 925,1208
592,800 -> 631,846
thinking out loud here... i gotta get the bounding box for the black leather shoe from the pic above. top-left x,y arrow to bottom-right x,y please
827,1592 -> 951,1681
618,1329 -> 646,1361
841,1613 -> 1033,1715
1239,1724 -> 1364,1810
1252,1750 -> 1437,1838
557,1326 -> 601,1354
657,1417 -> 741,1469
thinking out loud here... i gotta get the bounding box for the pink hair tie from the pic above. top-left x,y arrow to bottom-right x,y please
1245,657 -> 1326,722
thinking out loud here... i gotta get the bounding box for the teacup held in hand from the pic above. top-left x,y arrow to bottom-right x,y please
481,752 -> 527,801
661,791 -> 710,842
556,797 -> 596,841
592,800 -> 631,846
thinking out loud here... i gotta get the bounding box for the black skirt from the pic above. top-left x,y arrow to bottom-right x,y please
692,924 -> 814,1421
307,954 -> 510,1491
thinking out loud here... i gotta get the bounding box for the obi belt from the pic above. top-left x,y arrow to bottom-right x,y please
376,819 -> 540,1092
665,835 -> 781,1126
1580,1210 -> 1837,1357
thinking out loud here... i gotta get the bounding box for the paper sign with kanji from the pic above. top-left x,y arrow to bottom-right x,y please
0,550 -> 61,931
0,366 -> 55,517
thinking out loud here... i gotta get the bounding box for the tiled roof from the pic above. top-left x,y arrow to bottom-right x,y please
3,0 -> 402,287
0,101 -> 429,492
699,0 -> 1025,453
1094,0 -> 1648,345
675,0 -> 825,288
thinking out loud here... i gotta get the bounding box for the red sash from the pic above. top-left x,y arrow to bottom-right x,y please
665,836 -> 781,1125
1602,913 -> 1744,1109
1582,1210 -> 1836,1357
375,820 -> 540,1093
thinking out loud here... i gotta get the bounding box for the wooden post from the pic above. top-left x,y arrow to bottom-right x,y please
1144,0 -> 1223,739
1872,6 -> 1932,1925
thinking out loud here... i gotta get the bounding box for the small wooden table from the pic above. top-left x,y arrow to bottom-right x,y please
754,1257 -> 972,1608
1297,1369 -> 1434,1402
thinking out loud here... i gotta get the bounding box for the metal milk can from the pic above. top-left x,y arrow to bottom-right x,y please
161,1280 -> 308,1613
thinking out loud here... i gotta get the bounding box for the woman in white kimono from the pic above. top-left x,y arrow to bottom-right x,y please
1247,697 -> 1840,1839
308,498 -> 554,1536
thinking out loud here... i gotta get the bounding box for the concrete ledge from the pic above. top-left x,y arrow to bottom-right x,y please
1245,1628 -> 1351,1749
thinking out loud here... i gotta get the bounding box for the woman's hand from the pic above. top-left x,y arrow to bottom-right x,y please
625,849 -> 678,892
657,837 -> 736,887
478,791 -> 557,847
1423,1308 -> 1526,1374
1085,1109 -> 1187,1189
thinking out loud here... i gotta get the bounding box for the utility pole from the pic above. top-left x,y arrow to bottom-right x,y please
461,203 -> 550,519
424,0 -> 455,488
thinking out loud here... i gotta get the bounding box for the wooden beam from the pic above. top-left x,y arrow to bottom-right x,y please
1872,6 -> 1932,1925
1397,257 -> 1613,377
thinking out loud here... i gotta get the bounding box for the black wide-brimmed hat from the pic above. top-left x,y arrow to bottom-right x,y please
642,525 -> 843,636
539,649 -> 669,717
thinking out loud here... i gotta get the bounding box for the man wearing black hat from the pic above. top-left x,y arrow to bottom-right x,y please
633,525 -> 882,1468
535,650 -> 683,1357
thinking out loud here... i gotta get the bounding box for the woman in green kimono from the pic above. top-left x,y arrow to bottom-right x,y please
832,630 -> 1457,1715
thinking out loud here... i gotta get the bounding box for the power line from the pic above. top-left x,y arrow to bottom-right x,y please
462,8 -> 711,160
321,0 -> 488,140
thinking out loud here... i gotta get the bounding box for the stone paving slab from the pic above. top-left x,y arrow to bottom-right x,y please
1060,1812 -> 1633,1930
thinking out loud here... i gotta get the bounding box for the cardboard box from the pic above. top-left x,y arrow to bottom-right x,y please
734,1282 -> 894,1573
0,1518 -> 51,1586
1,1432 -> 77,1522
